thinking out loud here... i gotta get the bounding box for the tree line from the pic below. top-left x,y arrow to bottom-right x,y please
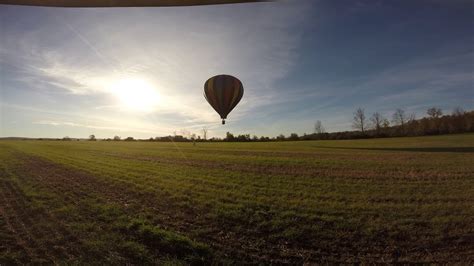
63,107 -> 473,142
220,107 -> 473,141
305,107 -> 473,141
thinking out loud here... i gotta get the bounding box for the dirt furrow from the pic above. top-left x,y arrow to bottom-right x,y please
0,179 -> 53,263
12,152 -> 313,263
0,167 -> 84,263
106,153 -> 469,182
9,151 -> 472,263
0,201 -> 34,263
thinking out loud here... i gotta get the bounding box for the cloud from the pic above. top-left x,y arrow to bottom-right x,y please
3,1 -> 471,137
1,2 -> 311,133
33,120 -> 158,134
243,47 -> 474,133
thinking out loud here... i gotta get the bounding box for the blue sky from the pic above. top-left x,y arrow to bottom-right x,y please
1,0 -> 473,139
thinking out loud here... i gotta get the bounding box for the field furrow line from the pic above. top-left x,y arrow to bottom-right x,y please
1,164 -> 85,262
3,137 -> 472,264
11,152 -> 305,262
0,179 -> 51,262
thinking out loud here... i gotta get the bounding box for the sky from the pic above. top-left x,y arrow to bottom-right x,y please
1,0 -> 473,139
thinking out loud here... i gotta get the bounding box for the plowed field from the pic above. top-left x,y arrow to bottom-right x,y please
1,134 -> 473,264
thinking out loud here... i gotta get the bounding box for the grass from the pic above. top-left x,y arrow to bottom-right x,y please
0,134 -> 473,263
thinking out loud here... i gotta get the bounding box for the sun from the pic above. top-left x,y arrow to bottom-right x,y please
110,78 -> 161,112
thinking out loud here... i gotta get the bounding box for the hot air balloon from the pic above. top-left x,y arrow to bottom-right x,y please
204,74 -> 244,125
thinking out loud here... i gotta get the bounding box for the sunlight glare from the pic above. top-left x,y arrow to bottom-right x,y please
110,78 -> 160,112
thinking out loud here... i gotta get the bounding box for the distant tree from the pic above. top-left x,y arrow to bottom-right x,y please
392,108 -> 406,125
202,127 -> 208,140
276,134 -> 285,141
89,134 -> 96,141
352,108 -> 367,133
452,107 -> 465,116
173,135 -> 187,142
406,112 -> 417,134
225,132 -> 235,141
237,134 -> 250,142
426,107 -> 443,134
252,135 -> 258,141
452,107 -> 467,132
370,112 -> 385,136
288,133 -> 299,141
427,107 -> 442,119
113,135 -> 121,141
124,137 -> 134,141
314,120 -> 325,134
62,136 -> 71,141
392,108 -> 407,133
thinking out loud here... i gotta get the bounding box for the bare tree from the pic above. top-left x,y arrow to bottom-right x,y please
314,120 -> 325,134
352,108 -> 366,133
427,107 -> 442,119
392,108 -> 408,134
452,107 -> 465,116
89,134 -> 96,141
370,112 -> 385,135
202,127 -> 208,140
452,107 -> 466,131
180,129 -> 190,138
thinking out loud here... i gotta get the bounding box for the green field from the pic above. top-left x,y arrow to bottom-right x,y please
1,134 -> 473,263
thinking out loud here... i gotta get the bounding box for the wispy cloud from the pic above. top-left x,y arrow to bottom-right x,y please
1,2 -> 311,136
242,47 -> 474,133
2,1 -> 472,137
33,120 -> 158,134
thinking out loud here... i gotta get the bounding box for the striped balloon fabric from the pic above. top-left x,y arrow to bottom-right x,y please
204,74 -> 244,124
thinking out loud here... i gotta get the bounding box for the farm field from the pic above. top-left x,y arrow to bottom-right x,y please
0,134 -> 473,264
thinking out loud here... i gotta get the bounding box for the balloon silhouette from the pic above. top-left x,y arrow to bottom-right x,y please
204,74 -> 244,124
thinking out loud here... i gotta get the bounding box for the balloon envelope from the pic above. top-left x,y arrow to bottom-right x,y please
204,74 -> 244,124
